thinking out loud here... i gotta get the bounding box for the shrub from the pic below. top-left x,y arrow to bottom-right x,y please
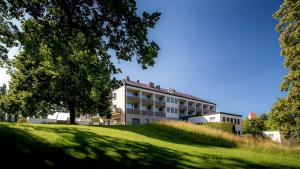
91,117 -> 100,123
17,117 -> 27,123
203,122 -> 234,133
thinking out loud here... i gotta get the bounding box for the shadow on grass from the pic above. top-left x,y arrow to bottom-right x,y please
106,123 -> 237,148
0,123 -> 295,169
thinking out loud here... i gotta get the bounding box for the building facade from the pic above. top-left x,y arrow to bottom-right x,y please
109,77 -> 242,134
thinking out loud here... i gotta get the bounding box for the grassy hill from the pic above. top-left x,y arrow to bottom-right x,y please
0,121 -> 299,169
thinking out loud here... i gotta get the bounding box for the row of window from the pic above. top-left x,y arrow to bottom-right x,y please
166,107 -> 178,113
132,118 -> 149,125
166,97 -> 178,104
222,117 -> 240,125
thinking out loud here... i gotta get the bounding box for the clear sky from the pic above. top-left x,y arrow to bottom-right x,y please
0,0 -> 287,118
113,0 -> 287,117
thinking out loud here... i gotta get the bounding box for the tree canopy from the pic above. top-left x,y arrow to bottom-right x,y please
0,0 -> 161,123
270,0 -> 300,138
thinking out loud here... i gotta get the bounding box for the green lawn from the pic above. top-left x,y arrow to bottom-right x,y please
0,122 -> 299,169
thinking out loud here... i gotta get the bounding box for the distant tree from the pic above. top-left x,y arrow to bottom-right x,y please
0,83 -> 7,121
243,118 -> 265,137
0,0 -> 161,124
270,0 -> 300,138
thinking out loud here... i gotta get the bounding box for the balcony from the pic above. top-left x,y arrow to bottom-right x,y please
178,105 -> 187,110
179,113 -> 188,118
188,106 -> 195,111
196,107 -> 202,114
203,109 -> 210,115
127,96 -> 140,103
155,100 -> 166,107
141,98 -> 154,105
142,110 -> 154,116
127,108 -> 140,115
155,111 -> 166,117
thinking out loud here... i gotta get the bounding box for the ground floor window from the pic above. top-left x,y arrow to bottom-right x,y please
132,118 -> 140,125
145,119 -> 149,123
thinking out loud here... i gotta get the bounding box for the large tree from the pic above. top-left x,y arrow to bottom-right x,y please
0,0 -> 160,124
270,0 -> 300,138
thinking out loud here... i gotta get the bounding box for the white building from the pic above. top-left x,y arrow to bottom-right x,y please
108,77 -> 243,134
262,131 -> 282,143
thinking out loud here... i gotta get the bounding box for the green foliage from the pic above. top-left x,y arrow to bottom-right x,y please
270,0 -> 300,138
0,0 -> 160,124
203,122 -> 234,133
243,118 -> 265,136
16,116 -> 27,123
91,117 -> 100,123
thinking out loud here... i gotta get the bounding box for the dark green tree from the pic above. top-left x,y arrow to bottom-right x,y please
270,0 -> 300,138
0,0 -> 160,124
242,118 -> 265,137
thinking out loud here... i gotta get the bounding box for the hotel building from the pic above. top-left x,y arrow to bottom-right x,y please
109,77 -> 242,134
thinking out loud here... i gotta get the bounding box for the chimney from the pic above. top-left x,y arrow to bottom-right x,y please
155,85 -> 160,89
148,82 -> 154,88
125,76 -> 130,81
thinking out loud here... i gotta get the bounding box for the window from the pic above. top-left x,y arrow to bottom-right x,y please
227,118 -> 230,122
167,107 -> 170,113
113,105 -> 117,108
222,117 -> 226,122
145,119 -> 149,123
210,117 -> 216,122
141,105 -> 149,110
175,108 -> 178,113
230,118 -> 233,123
237,119 -> 240,125
171,98 -> 174,103
237,131 -> 240,135
171,108 -> 174,113
127,103 -> 135,109
167,97 -> 170,102
132,118 -> 140,125
175,99 -> 178,104
234,118 -> 236,124
112,93 -> 117,100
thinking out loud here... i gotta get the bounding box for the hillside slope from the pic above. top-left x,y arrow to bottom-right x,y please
0,121 -> 299,169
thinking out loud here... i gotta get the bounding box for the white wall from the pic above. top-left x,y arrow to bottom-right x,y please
262,131 -> 281,143
112,86 -> 126,111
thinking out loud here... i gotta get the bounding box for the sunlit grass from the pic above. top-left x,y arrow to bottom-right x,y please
0,121 -> 299,168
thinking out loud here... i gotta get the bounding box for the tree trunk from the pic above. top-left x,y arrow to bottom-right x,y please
69,103 -> 76,124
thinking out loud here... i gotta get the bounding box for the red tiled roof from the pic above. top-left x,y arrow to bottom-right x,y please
248,112 -> 256,119
123,79 -> 215,104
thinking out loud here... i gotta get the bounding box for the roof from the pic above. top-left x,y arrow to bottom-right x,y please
248,112 -> 256,119
208,112 -> 242,117
123,79 -> 215,104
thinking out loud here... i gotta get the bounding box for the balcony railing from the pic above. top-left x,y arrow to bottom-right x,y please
203,110 -> 210,115
142,110 -> 154,116
155,111 -> 166,117
127,108 -> 140,115
188,106 -> 195,111
196,107 -> 202,113
178,105 -> 187,110
155,101 -> 166,107
141,98 -> 154,105
127,96 -> 140,102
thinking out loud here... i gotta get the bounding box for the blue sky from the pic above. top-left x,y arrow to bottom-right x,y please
113,0 -> 287,117
0,0 -> 286,118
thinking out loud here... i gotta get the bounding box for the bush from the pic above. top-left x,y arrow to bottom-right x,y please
91,117 -> 100,123
203,122 -> 234,133
17,117 -> 27,123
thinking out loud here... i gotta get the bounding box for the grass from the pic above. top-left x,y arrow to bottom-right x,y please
0,121 -> 299,168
